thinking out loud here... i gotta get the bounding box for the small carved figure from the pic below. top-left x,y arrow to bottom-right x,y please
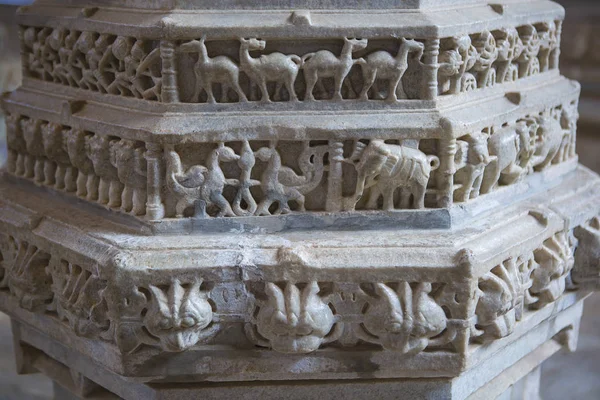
144,280 -> 214,352
23,27 -> 52,80
74,32 -> 114,92
359,38 -> 424,102
302,37 -> 368,101
133,41 -> 162,101
454,132 -> 491,202
21,118 -> 46,183
107,36 -> 135,96
88,135 -> 123,207
5,114 -> 27,176
165,147 -> 207,218
180,36 -> 247,103
345,140 -> 440,210
239,38 -> 302,102
42,122 -> 74,190
247,282 -> 338,354
357,282 -> 447,353
480,121 -> 536,194
517,25 -> 541,78
559,103 -> 578,161
529,115 -> 565,171
65,128 -> 98,198
438,35 -> 478,94
495,28 -> 523,83
537,21 -> 558,71
110,140 -> 147,215
472,30 -> 499,88
254,145 -> 307,215
201,144 -> 239,217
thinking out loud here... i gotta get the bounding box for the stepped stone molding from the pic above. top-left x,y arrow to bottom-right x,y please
1,0 -> 599,398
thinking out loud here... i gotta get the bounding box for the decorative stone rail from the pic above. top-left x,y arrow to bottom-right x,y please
19,20 -> 561,105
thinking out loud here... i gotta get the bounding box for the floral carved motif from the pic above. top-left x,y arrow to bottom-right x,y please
0,235 -> 52,311
356,282 -> 447,353
246,282 -> 340,354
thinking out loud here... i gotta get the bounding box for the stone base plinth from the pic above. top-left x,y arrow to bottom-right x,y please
7,293 -> 586,400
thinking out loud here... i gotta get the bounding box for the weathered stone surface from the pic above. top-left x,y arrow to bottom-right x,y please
0,0 -> 598,399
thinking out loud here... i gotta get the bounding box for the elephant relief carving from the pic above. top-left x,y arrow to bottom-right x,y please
345,140 -> 440,210
480,120 -> 536,195
357,282 -> 447,353
529,115 -> 566,171
246,282 -> 340,354
144,280 -> 215,352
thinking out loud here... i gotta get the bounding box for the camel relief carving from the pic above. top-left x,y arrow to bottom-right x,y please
344,140 -> 440,210
302,37 -> 368,101
239,38 -> 303,102
180,36 -> 247,103
359,38 -> 424,102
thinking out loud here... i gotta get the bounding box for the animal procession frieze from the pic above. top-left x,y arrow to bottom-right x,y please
438,21 -> 561,95
471,231 -> 576,343
20,20 -> 560,105
5,113 -> 148,216
453,101 -> 578,203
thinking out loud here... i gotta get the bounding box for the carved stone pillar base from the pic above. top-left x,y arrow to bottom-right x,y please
1,0 -> 599,399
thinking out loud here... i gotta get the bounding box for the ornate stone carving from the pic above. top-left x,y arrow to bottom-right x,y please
0,235 -> 52,312
344,140 -> 440,210
530,232 -> 575,308
356,282 -> 447,353
246,282 -> 340,353
144,280 -> 215,352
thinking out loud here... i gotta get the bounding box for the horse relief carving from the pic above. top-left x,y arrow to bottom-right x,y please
356,282 -> 447,353
344,140 -> 439,210
246,282 -> 340,353
144,280 -> 215,352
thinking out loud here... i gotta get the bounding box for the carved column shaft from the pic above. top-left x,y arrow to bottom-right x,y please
326,140 -> 344,212
145,142 -> 165,220
438,137 -> 457,208
423,38 -> 440,100
160,41 -> 179,103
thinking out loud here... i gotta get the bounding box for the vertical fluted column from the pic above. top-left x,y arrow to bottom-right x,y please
326,140 -> 344,212
145,142 -> 165,220
422,38 -> 440,100
551,20 -> 563,70
438,137 -> 457,208
160,41 -> 179,103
